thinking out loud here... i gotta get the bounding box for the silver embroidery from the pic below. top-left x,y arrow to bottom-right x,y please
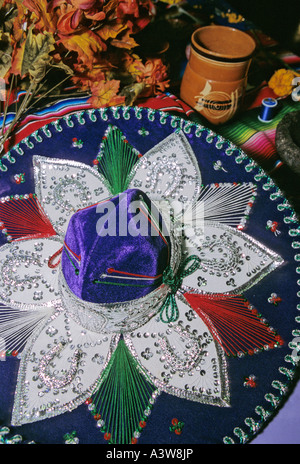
11,308 -> 120,426
59,269 -> 169,334
0,237 -> 62,308
157,324 -> 208,375
128,131 -> 202,209
59,211 -> 182,334
33,155 -> 110,236
38,341 -> 82,390
182,221 -> 284,295
123,295 -> 230,407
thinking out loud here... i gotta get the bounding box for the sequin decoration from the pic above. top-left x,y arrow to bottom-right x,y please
244,375 -> 257,388
14,173 -> 25,184
0,109 -> 292,446
64,431 -> 79,444
33,156 -> 111,236
38,341 -> 82,390
72,138 -> 83,149
268,293 -> 282,306
170,418 -> 184,435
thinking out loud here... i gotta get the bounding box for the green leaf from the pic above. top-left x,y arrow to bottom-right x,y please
21,25 -> 55,82
120,82 -> 146,105
0,31 -> 12,78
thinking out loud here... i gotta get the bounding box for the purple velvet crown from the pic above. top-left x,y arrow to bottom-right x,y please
61,189 -> 171,304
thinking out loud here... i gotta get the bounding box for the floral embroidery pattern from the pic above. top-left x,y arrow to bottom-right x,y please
0,120 -> 285,444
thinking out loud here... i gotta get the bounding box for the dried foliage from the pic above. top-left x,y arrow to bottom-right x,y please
0,0 -> 170,151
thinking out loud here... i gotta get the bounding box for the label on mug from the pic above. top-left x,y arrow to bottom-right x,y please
194,82 -> 241,123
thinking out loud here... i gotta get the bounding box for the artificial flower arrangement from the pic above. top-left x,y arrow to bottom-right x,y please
0,0 -> 170,151
268,68 -> 300,97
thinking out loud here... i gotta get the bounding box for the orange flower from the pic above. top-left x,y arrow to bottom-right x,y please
117,0 -> 140,18
122,52 -> 143,76
268,68 -> 300,97
135,58 -> 169,95
116,0 -> 155,32
2,0 -> 160,113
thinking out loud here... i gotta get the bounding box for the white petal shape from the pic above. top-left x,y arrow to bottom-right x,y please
183,182 -> 257,236
124,295 -> 230,407
33,155 -> 110,236
12,309 -> 118,426
0,237 -> 62,308
0,303 -> 52,354
182,222 -> 283,294
128,131 -> 201,216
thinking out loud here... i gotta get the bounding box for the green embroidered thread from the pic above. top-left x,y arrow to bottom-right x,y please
76,112 -> 86,125
265,393 -> 280,408
3,152 -> 16,163
244,417 -> 259,433
97,125 -> 139,195
87,109 -> 97,122
42,125 -> 52,138
272,380 -> 288,395
279,366 -> 295,381
63,431 -> 79,444
63,247 -> 79,275
160,255 -> 201,323
14,144 -> 24,155
91,339 -> 156,444
255,405 -> 271,421
0,161 -> 8,172
223,436 -> 235,444
233,427 -> 248,444
64,114 -> 74,127
92,280 -> 158,288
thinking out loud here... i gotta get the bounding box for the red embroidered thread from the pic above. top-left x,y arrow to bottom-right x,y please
48,247 -> 63,268
107,268 -> 162,279
184,293 -> 284,357
63,241 -> 81,262
138,207 -> 169,247
0,196 -> 56,241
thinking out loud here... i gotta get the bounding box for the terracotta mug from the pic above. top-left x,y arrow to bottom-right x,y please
180,25 -> 256,125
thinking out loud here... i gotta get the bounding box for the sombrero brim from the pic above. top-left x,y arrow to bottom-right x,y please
0,105 -> 299,445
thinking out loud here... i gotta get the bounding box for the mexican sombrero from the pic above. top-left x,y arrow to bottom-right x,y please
0,105 -> 299,445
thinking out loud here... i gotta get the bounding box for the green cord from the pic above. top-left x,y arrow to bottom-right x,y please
160,255 -> 201,323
